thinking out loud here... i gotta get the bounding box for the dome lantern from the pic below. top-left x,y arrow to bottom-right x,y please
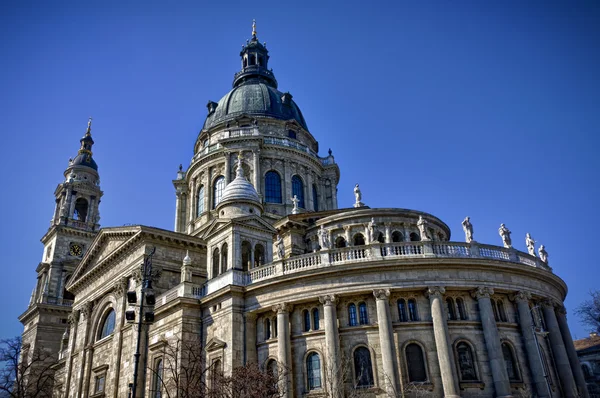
233,20 -> 278,89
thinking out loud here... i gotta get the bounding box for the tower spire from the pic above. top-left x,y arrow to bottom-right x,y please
252,19 -> 257,39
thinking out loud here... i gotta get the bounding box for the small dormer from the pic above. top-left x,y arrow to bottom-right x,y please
207,101 -> 218,115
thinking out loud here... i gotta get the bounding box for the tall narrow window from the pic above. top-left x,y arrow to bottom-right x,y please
410,232 -> 420,242
221,243 -> 228,273
353,234 -> 366,246
254,244 -> 265,267
456,342 -> 478,381
98,309 -> 116,340
502,343 -> 520,381
408,299 -> 418,321
491,300 -> 500,322
392,231 -> 404,242
456,298 -> 467,320
241,241 -> 251,272
267,359 -> 278,377
265,318 -> 271,340
312,308 -> 320,331
73,198 -> 89,222
348,304 -> 358,326
196,185 -> 205,216
335,237 -> 347,248
359,302 -> 368,325
212,248 -> 220,278
497,300 -> 508,322
212,176 -> 225,208
303,310 -> 311,332
447,298 -> 457,320
273,317 -> 278,337
306,352 -> 322,390
152,359 -> 163,398
291,175 -> 305,208
406,344 -> 427,382
353,347 -> 374,388
398,299 -> 407,322
312,184 -> 319,212
265,171 -> 282,203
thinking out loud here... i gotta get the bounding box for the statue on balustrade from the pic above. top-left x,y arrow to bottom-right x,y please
526,233 -> 536,256
318,225 -> 330,250
462,216 -> 474,243
417,216 -> 430,241
275,234 -> 285,259
367,218 -> 377,244
538,245 -> 548,264
499,223 -> 512,248
353,184 -> 364,207
291,195 -> 299,214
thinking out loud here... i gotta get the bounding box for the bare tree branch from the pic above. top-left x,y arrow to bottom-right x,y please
575,290 -> 600,334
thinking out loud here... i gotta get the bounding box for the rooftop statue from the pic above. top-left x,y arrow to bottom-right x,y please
526,233 -> 536,256
275,234 -> 285,260
353,184 -> 364,208
318,225 -> 330,250
367,218 -> 377,244
462,216 -> 474,243
539,245 -> 549,264
417,216 -> 430,241
499,224 -> 512,248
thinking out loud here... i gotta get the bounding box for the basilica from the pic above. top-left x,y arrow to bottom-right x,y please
19,24 -> 590,398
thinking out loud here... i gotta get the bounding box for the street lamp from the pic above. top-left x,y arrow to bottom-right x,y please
530,305 -> 552,398
128,247 -> 156,398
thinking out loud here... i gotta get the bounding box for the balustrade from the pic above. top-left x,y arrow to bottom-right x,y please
283,253 -> 321,273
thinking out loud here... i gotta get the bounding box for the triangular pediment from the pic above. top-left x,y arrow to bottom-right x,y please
205,337 -> 226,352
231,215 -> 277,233
200,215 -> 276,240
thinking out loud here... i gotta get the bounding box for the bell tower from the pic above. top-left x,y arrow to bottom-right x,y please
19,118 -> 103,357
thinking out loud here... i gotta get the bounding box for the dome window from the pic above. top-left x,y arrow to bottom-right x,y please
288,130 -> 296,139
206,101 -> 218,115
281,92 -> 293,106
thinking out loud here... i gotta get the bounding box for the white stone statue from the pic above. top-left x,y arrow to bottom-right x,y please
417,216 -> 430,241
367,218 -> 377,243
525,233 -> 536,256
499,224 -> 512,248
291,195 -> 299,214
538,245 -> 548,264
461,216 -> 474,243
275,234 -> 285,259
353,184 -> 364,207
318,225 -> 330,250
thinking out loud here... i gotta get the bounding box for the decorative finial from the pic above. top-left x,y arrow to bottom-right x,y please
179,164 -> 183,172
183,250 -> 192,266
86,117 -> 92,134
252,19 -> 257,38
236,152 -> 245,178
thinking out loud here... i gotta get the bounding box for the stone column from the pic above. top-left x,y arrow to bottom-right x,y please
542,301 -> 577,397
512,291 -> 550,397
69,191 -> 77,219
252,149 -> 260,194
189,178 -> 197,224
471,287 -> 512,398
403,223 -> 410,242
556,306 -> 589,398
426,286 -> 460,398
111,278 -> 128,398
306,171 -> 314,211
331,180 -> 338,210
373,289 -> 400,396
384,223 -> 391,243
87,196 -> 96,226
320,294 -> 341,397
273,303 -> 293,398
245,312 -> 258,365
174,190 -> 182,232
224,152 -> 231,184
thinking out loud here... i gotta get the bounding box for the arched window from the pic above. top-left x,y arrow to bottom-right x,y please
410,232 -> 420,242
376,232 -> 385,243
221,243 -> 228,273
265,171 -> 282,203
502,342 -> 521,381
196,185 -> 205,216
241,241 -> 251,272
353,233 -> 365,246
392,231 -> 404,242
335,237 -> 347,248
348,304 -> 358,326
447,298 -> 457,320
152,358 -> 163,398
306,352 -> 322,390
266,359 -> 278,377
265,318 -> 271,340
359,302 -> 368,325
456,342 -> 478,381
497,300 -> 508,322
74,198 -> 89,222
249,54 -> 256,65
98,309 -> 116,340
312,308 -> 319,330
243,57 -> 247,68
273,317 -> 278,337
408,299 -> 418,321
212,248 -> 220,278
398,299 -> 407,322
212,176 -> 225,209
303,310 -> 311,332
291,175 -> 305,208
353,347 -> 374,388
254,244 -> 265,268
312,184 -> 319,211
456,298 -> 467,320
211,359 -> 222,386
406,343 -> 427,382
491,299 -> 500,322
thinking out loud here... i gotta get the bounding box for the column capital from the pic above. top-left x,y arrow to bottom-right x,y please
471,286 -> 494,299
511,290 -> 531,303
319,294 -> 338,306
425,286 -> 446,298
556,305 -> 567,316
272,303 -> 293,314
373,289 -> 390,300
541,298 -> 559,309
113,277 -> 128,298
67,310 -> 80,326
80,301 -> 94,319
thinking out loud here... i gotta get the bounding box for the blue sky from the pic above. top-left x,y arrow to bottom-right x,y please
0,0 -> 598,339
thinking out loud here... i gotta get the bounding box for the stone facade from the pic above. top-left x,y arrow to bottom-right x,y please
20,27 -> 590,398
